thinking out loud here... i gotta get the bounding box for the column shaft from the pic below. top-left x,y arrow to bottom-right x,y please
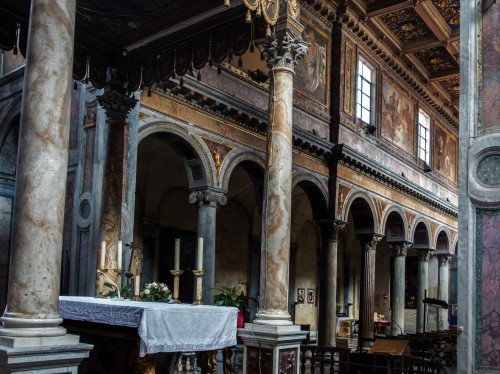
360,247 -> 376,344
390,242 -> 410,336
1,0 -> 76,335
437,255 -> 450,331
416,250 -> 431,333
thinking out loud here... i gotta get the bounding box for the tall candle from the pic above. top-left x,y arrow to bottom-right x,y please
134,275 -> 141,296
100,241 -> 106,269
174,238 -> 180,270
117,241 -> 123,270
197,237 -> 204,270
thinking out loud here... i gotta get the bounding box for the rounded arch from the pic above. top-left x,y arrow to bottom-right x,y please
138,120 -> 214,188
411,217 -> 431,249
343,191 -> 379,234
292,172 -> 329,222
221,151 -> 266,191
381,206 -> 409,242
435,227 -> 451,252
0,96 -> 22,147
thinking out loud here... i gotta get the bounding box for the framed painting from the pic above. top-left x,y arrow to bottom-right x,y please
433,122 -> 457,183
380,77 -> 416,155
297,288 -> 305,304
307,288 -> 314,304
294,18 -> 329,106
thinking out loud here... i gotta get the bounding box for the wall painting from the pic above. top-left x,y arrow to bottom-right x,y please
380,77 -> 415,155
433,122 -> 457,183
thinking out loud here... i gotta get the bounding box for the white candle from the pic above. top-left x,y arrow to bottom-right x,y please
134,275 -> 141,296
197,237 -> 204,270
100,241 -> 106,269
174,238 -> 180,270
117,241 -> 123,270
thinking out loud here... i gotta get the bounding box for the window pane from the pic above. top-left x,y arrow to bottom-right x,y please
362,108 -> 370,123
363,64 -> 371,82
362,80 -> 371,96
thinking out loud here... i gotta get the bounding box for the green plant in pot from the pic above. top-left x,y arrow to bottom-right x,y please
212,283 -> 253,328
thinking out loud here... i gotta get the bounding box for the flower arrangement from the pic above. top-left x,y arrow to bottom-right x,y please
140,282 -> 172,302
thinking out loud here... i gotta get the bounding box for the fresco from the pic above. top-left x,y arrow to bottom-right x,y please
433,122 -> 457,183
295,21 -> 328,105
380,78 -> 415,155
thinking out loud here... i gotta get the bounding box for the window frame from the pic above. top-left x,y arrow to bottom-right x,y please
417,109 -> 431,165
355,57 -> 376,126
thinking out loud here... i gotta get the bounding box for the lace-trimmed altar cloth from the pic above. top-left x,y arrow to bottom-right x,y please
59,296 -> 237,357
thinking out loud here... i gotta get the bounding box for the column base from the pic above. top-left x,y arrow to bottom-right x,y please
238,323 -> 307,374
254,311 -> 293,326
0,334 -> 92,373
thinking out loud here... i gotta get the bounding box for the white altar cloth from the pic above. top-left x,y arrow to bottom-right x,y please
59,296 -> 237,357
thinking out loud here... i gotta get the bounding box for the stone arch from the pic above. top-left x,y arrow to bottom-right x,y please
0,96 -> 22,148
292,172 -> 329,209
411,217 -> 432,249
138,120 -> 214,188
292,173 -> 329,221
342,191 -> 379,234
382,206 -> 409,242
434,227 -> 451,252
221,151 -> 266,191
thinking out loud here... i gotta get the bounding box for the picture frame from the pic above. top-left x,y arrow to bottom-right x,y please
297,288 -> 305,304
307,288 -> 315,304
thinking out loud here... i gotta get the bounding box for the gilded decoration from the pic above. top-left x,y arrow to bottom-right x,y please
380,77 -> 416,156
200,137 -> 236,182
431,0 -> 460,31
379,8 -> 434,43
429,221 -> 439,245
343,41 -> 354,116
433,122 -> 457,183
414,46 -> 459,74
84,103 -> 97,128
138,112 -> 150,121
373,197 -> 388,224
337,184 -> 352,216
294,16 -> 330,106
440,77 -> 460,97
405,211 -> 416,236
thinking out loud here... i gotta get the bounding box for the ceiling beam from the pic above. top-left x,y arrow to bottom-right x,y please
429,69 -> 460,82
365,0 -> 413,17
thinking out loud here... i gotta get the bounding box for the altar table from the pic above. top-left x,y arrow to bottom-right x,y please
59,296 -> 237,357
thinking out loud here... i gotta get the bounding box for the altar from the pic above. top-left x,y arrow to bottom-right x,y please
59,296 -> 238,372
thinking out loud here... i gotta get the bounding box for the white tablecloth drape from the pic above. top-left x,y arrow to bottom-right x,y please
59,296 -> 238,357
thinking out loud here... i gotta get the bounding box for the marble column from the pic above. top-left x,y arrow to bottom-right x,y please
437,253 -> 450,331
357,234 -> 383,348
389,242 -> 411,336
189,189 -> 227,305
318,220 -> 346,346
416,249 -> 432,333
0,0 -> 76,337
254,27 -> 307,326
97,84 -> 137,289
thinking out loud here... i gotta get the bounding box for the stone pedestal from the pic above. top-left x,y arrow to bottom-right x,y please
389,242 -> 410,336
416,249 -> 432,333
238,323 -> 308,374
436,252 -> 450,331
318,220 -> 345,346
189,189 -> 227,305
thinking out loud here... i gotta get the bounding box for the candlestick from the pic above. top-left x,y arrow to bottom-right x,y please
169,269 -> 184,304
117,241 -> 123,270
192,269 -> 206,305
134,274 -> 141,296
174,238 -> 180,270
100,241 -> 106,269
197,237 -> 204,270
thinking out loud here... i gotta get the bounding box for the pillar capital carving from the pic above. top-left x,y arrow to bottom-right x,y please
319,219 -> 347,241
416,249 -> 432,262
258,28 -> 308,72
437,253 -> 451,267
390,241 -> 412,257
189,189 -> 227,207
358,233 -> 383,252
97,88 -> 137,123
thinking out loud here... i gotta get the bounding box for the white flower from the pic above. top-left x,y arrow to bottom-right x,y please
151,282 -> 157,287
146,284 -> 151,289
163,287 -> 169,292
144,289 -> 150,295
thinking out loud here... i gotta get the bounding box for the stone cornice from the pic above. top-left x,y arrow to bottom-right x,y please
333,144 -> 458,219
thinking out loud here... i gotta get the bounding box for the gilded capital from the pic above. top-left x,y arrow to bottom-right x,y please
97,88 -> 137,123
258,28 -> 308,72
189,189 -> 227,207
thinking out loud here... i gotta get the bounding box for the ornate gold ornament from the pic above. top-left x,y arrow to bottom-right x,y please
225,0 -> 280,26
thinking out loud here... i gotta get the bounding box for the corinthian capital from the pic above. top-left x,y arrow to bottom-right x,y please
258,29 -> 308,71
97,88 -> 137,123
390,242 -> 412,257
417,249 -> 432,262
189,189 -> 227,207
437,254 -> 451,267
358,233 -> 383,252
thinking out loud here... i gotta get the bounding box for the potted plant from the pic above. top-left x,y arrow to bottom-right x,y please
212,283 -> 252,328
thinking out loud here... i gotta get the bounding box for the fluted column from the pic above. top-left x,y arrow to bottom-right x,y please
318,220 -> 346,346
97,85 -> 137,288
0,0 -> 76,337
389,242 -> 411,336
437,253 -> 451,331
357,234 -> 383,348
416,248 -> 432,333
189,189 -> 227,305
255,28 -> 307,326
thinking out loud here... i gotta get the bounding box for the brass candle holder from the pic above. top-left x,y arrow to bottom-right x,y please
192,269 -> 206,305
169,269 -> 184,304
